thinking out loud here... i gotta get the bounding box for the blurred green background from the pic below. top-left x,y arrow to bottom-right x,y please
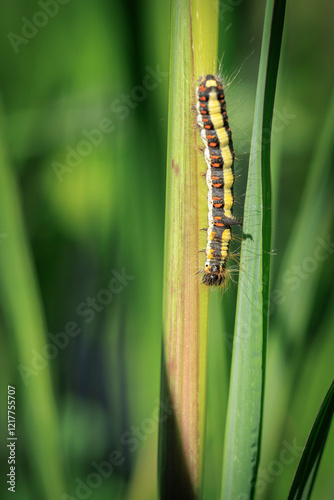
0,1 -> 333,499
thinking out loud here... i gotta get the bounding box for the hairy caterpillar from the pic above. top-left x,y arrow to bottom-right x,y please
196,75 -> 242,286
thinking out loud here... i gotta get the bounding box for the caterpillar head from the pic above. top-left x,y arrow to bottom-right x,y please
202,262 -> 226,286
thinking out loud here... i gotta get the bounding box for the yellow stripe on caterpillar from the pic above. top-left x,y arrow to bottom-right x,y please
220,145 -> 233,167
223,168 -> 234,189
209,113 -> 225,131
206,79 -> 218,87
196,74 -> 242,286
222,228 -> 231,242
216,127 -> 230,148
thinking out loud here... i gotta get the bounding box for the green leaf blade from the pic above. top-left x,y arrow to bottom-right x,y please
158,1 -> 219,498
287,380 -> 334,500
220,0 -> 287,498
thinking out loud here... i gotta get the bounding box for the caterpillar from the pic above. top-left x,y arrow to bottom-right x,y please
196,75 -> 242,286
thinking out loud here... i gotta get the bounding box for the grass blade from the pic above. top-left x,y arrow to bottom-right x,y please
260,86 -> 334,493
274,85 -> 334,344
221,1 -> 286,498
0,103 -> 66,498
158,1 -> 219,498
287,380 -> 334,500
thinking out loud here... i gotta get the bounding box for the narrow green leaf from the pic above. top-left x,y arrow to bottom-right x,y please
274,85 -> 334,344
261,86 -> 334,483
158,1 -> 219,498
287,380 -> 334,500
221,0 -> 286,498
0,103 -> 66,498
